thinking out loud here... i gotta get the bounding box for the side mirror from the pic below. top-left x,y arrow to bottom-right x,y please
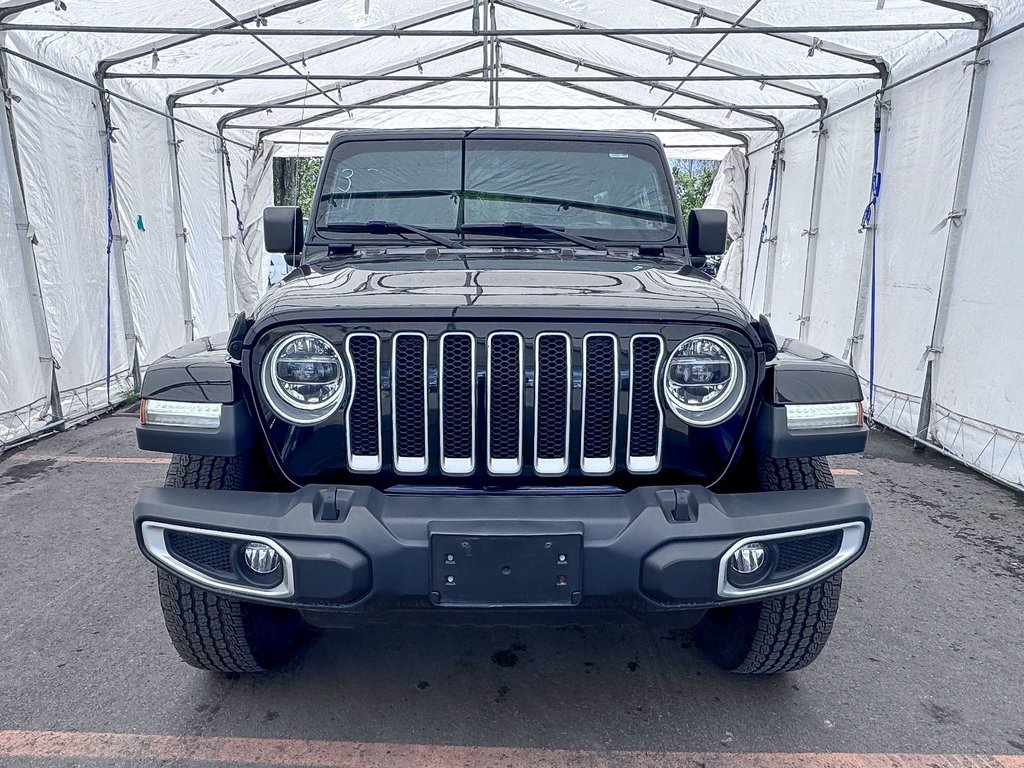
687,208 -> 728,263
264,206 -> 303,267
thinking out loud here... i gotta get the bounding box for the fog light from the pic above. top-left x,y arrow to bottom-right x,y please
243,542 -> 280,574
731,543 -> 767,574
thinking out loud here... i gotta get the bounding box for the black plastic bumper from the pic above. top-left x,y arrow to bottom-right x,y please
134,483 -> 871,612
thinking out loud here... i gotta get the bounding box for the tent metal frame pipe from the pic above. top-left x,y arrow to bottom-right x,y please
249,64 -> 752,145
747,13 -> 1024,154
0,2 -> 49,22
0,46 -> 253,150
215,42 -> 482,132
653,0 -> 771,111
216,101 -> 815,110
232,124 -> 780,133
0,21 -> 982,36
252,67 -> 494,140
114,70 -> 875,83
651,0 -> 888,77
95,0 -> 323,76
204,0 -> 342,108
760,140 -> 786,315
797,117 -> 830,343
916,6 -> 993,444
499,0 -> 825,106
502,63 -> 751,147
92,79 -> 140,392
499,39 -> 783,129
847,82 -> 890,380
0,43 -> 62,424
165,1 -> 475,104
164,111 -> 195,342
217,134 -> 239,320
200,100 -> 817,110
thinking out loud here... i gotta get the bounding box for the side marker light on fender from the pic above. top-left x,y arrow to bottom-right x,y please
140,399 -> 222,429
785,402 -> 863,431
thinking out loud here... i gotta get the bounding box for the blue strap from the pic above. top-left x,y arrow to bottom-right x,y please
860,101 -> 883,411
750,147 -> 778,306
104,125 -> 115,399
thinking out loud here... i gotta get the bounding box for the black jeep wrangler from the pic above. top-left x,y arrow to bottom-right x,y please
133,129 -> 871,675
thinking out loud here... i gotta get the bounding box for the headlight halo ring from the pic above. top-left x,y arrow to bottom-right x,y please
261,331 -> 346,425
662,333 -> 746,427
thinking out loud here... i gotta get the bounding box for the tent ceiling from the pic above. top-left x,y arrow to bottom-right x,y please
0,0 -> 990,155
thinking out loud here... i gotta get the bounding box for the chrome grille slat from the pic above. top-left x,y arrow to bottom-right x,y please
627,335 -> 665,474
440,332 -> 476,476
486,332 -> 524,475
534,332 -> 571,476
392,332 -> 428,474
345,333 -> 382,472
344,329 -> 663,478
581,333 -> 619,475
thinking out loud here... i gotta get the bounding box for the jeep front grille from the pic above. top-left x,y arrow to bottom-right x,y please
345,331 -> 665,477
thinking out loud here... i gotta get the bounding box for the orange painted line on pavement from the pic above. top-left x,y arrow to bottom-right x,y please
0,730 -> 1021,768
833,469 -> 862,476
19,454 -> 170,465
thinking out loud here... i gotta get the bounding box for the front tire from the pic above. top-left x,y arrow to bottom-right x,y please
697,456 -> 843,675
156,453 -> 304,673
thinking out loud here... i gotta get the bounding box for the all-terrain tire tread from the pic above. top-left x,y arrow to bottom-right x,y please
158,570 -> 269,673
755,455 -> 834,491
729,572 -> 842,674
154,453 -> 297,673
699,455 -> 843,675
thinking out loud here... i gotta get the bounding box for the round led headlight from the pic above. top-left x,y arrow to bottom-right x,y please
261,332 -> 345,425
663,334 -> 746,426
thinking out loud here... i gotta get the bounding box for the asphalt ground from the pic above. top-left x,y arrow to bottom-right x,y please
0,412 -> 1022,767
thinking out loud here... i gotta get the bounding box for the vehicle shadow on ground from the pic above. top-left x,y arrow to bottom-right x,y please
187,620 -> 805,750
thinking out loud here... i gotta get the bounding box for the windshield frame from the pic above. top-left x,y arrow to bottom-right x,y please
305,130 -> 685,251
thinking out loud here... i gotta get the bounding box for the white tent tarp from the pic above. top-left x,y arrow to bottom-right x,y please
0,0 -> 1022,490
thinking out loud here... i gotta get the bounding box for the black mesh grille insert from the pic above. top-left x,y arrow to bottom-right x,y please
393,334 -> 426,459
166,531 -> 233,574
535,334 -> 570,461
583,335 -> 617,460
776,531 -> 842,573
488,334 -> 522,461
629,336 -> 662,459
441,334 -> 474,460
348,335 -> 379,457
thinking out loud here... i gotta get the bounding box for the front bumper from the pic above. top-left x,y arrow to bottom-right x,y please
134,483 -> 871,612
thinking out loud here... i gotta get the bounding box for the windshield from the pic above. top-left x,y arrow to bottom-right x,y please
314,137 -> 678,244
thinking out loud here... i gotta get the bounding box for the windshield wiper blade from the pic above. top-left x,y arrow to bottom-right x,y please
459,222 -> 602,250
320,220 -> 461,249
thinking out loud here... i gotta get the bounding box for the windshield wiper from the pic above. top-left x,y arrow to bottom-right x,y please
320,221 -> 461,249
459,222 -> 602,250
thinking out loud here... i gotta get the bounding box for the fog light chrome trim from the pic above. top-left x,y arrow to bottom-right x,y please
141,399 -> 222,429
785,402 -> 862,430
717,521 -> 866,599
140,521 -> 294,599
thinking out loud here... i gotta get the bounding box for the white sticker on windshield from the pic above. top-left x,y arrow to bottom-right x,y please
609,153 -> 629,158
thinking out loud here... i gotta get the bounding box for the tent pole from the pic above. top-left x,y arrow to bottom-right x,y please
760,140 -> 785,316
846,72 -> 890,397
218,133 -> 238,321
797,113 -> 829,342
165,1 -> 477,103
166,97 -> 195,341
0,21 -> 982,36
0,44 -> 63,424
94,73 -> 140,391
916,9 -> 992,444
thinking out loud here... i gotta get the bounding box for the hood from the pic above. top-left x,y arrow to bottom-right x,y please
250,254 -> 752,330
